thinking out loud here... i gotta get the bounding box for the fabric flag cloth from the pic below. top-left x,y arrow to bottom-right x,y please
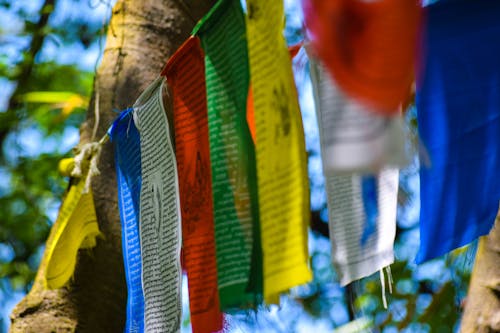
247,44 -> 303,144
324,170 -> 398,286
134,77 -> 182,332
302,0 -> 420,113
309,50 -> 399,285
246,0 -> 312,303
309,45 -> 398,286
44,159 -> 101,289
308,54 -> 407,173
109,108 -> 145,333
415,0 -> 500,263
162,36 -> 223,333
192,0 -> 263,309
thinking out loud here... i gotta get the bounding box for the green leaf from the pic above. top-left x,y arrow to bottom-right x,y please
22,91 -> 85,104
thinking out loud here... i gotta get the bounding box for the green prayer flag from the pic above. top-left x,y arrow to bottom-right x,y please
193,0 -> 263,309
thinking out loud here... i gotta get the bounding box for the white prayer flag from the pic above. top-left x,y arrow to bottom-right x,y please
134,77 -> 182,333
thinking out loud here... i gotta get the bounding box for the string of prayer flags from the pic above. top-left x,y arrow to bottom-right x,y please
302,0 -> 420,113
415,0 -> 500,263
192,0 -> 263,309
246,0 -> 312,302
324,170 -> 399,286
308,54 -> 407,173
134,77 -> 182,332
163,36 -> 223,333
109,108 -> 145,333
44,158 -> 101,289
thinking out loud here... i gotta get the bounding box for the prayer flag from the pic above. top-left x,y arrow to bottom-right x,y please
416,0 -> 500,263
246,0 -> 312,302
134,77 -> 182,332
163,36 -> 223,333
45,160 -> 101,289
109,108 -> 145,333
302,0 -> 420,113
308,54 -> 406,173
324,170 -> 398,286
309,54 -> 399,285
247,44 -> 303,145
193,0 -> 263,309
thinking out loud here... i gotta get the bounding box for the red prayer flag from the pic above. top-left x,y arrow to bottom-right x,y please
163,36 -> 223,333
303,0 -> 421,114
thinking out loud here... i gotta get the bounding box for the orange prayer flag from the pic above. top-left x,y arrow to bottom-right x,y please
246,88 -> 256,144
163,36 -> 223,333
289,43 -> 302,59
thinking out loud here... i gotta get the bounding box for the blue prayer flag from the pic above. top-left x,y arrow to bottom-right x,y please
361,175 -> 379,245
109,108 -> 145,332
416,0 -> 500,263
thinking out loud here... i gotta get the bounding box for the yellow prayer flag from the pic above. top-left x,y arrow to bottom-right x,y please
58,158 -> 75,177
44,160 -> 101,289
245,0 -> 312,302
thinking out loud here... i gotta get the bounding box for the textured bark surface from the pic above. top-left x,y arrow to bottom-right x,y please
461,212 -> 500,333
9,0 -> 214,331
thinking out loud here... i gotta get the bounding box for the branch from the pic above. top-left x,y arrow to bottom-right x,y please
311,209 -> 329,238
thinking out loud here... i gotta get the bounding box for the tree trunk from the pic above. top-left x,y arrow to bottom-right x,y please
461,212 -> 500,333
9,0 -> 214,331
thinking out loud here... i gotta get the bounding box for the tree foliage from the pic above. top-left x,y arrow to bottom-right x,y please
0,1 -> 103,329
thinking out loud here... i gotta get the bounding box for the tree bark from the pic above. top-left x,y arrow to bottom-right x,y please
460,211 -> 500,333
9,0 -> 214,331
